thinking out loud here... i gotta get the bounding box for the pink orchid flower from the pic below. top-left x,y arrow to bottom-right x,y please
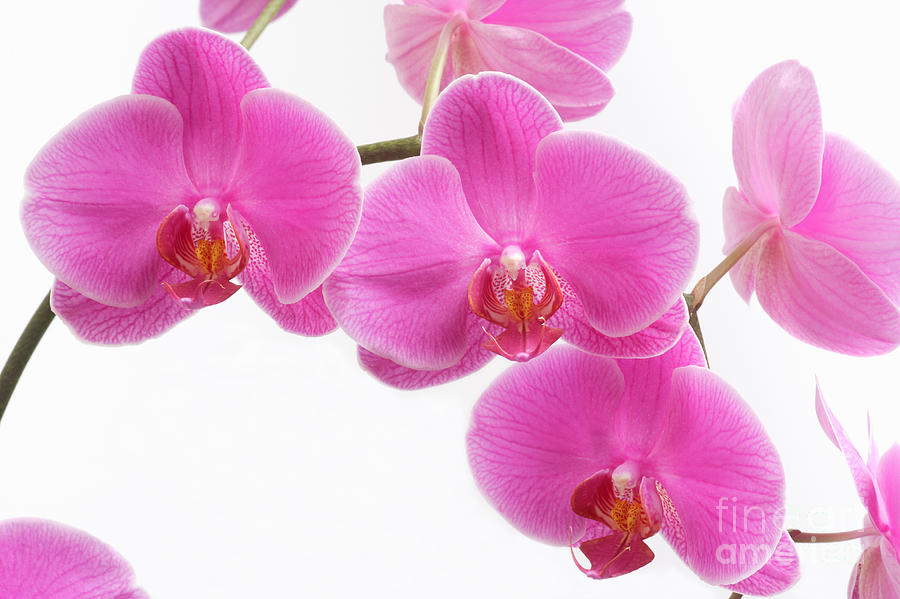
467,332 -> 794,589
0,519 -> 147,598
723,60 -> 900,355
201,0 -> 299,33
324,72 -> 698,389
384,0 -> 632,121
22,28 -> 361,344
816,387 -> 900,598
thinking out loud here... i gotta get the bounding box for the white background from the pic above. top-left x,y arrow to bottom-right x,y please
1,1 -> 899,597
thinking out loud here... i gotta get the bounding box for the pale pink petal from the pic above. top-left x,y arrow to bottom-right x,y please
723,186 -> 774,303
875,445 -> 900,556
22,95 -> 195,307
793,134 -> 900,305
201,0 -> 299,33
614,331 -> 705,458
357,316 -> 496,389
324,155 -> 496,370
483,0 -> 632,71
815,385 -> 882,528
724,531 -> 801,596
647,366 -> 785,584
225,88 -> 362,304
52,263 -> 194,345
422,72 -> 562,242
0,519 -> 147,599
533,130 -> 698,336
732,60 -> 823,227
754,230 -> 900,355
228,218 -> 336,335
851,545 -> 900,599
460,22 -> 615,121
384,4 -> 453,104
556,287 -> 689,358
467,346 -> 627,545
133,28 -> 268,193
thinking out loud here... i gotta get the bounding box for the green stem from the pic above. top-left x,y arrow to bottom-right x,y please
0,291 -> 54,425
357,134 -> 422,165
241,0 -> 288,50
418,14 -> 465,133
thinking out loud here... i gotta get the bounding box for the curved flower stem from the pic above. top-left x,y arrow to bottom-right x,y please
418,14 -> 466,133
358,135 -> 422,165
0,292 -> 54,425
788,528 -> 878,543
689,220 -> 776,312
241,0 -> 288,50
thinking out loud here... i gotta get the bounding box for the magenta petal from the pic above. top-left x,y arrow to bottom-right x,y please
324,155 -> 496,370
875,445 -> 900,555
133,28 -> 268,193
577,533 -> 654,579
815,385 -> 882,528
461,22 -> 615,121
724,531 -> 801,596
0,519 -> 147,599
226,88 -> 362,304
384,4 -> 453,104
484,0 -> 632,71
422,72 -> 562,242
732,60 -> 823,226
232,216 -> 336,335
793,134 -> 900,305
754,230 -> 900,355
557,289 -> 689,359
534,130 -> 698,336
23,94 -> 194,307
52,264 -> 194,345
201,0 -> 299,33
647,366 -> 785,584
467,346 -> 626,545
614,331 -> 705,458
358,316 -> 496,389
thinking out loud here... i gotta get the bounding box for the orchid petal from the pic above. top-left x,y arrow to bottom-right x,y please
357,316 -> 496,389
724,531 -> 801,596
325,155 -> 496,370
384,4 -> 454,104
52,264 -> 194,345
732,60 -> 823,227
793,134 -> 900,305
0,519 -> 147,599
459,22 -> 615,121
225,88 -> 361,303
556,289 -> 689,359
22,95 -> 194,307
467,346 -> 626,545
229,218 -> 336,336
614,331 -> 705,459
200,0 -> 299,33
132,28 -> 268,193
483,0 -> 632,71
534,130 -> 698,336
754,230 -> 900,355
647,366 -> 785,584
852,545 -> 900,599
422,72 -> 562,243
815,385 -> 882,528
577,533 -> 655,579
875,445 -> 900,556
723,186 -> 773,303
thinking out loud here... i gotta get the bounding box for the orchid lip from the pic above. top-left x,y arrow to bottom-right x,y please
156,201 -> 250,309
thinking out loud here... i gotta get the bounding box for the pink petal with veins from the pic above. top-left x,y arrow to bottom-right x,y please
725,531 -> 800,596
0,519 -> 147,599
22,95 -> 195,307
533,130 -> 698,337
731,60 -> 823,226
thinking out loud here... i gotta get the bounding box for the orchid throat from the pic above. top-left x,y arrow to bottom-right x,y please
468,246 -> 564,362
156,198 -> 250,309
